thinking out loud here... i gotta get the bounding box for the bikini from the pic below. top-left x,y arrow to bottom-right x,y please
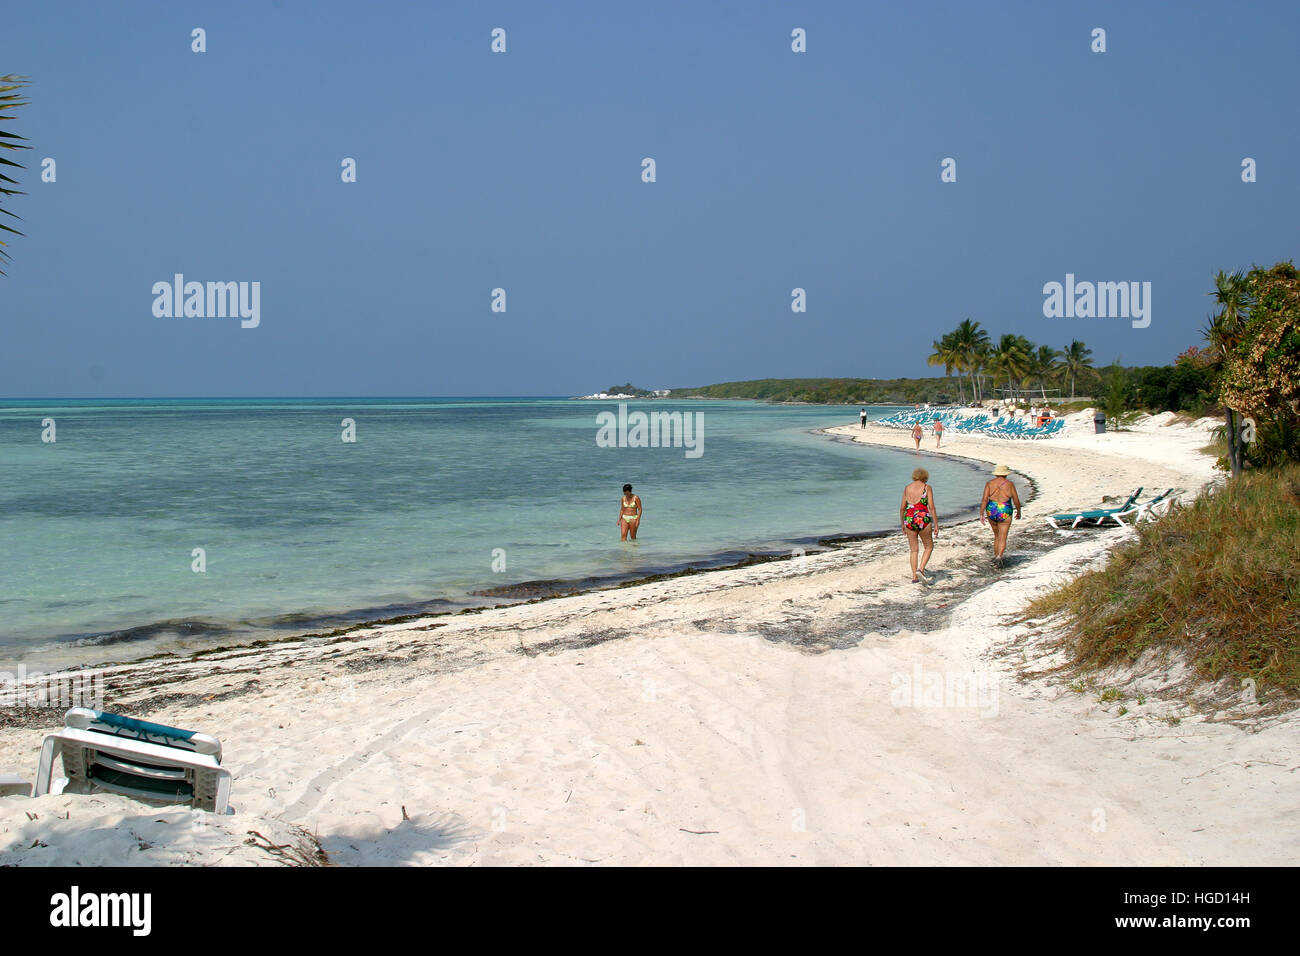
621,497 -> 640,524
986,479 -> 1014,523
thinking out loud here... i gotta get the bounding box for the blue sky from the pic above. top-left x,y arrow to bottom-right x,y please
1,0 -> 1297,397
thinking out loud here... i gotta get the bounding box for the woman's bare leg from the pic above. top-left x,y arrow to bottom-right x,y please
918,527 -> 934,574
628,519 -> 639,540
994,520 -> 1011,559
620,519 -> 630,541
905,528 -> 919,579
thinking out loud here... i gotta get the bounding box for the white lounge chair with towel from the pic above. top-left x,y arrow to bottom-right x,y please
34,708 -> 232,813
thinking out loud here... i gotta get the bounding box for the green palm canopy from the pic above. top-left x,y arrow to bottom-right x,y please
0,74 -> 31,276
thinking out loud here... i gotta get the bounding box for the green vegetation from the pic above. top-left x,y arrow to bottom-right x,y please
602,383 -> 658,397
1027,464 -> 1300,697
1204,270 -> 1254,475
927,317 -> 990,402
681,265 -> 1297,448
1190,262 -> 1300,474
1102,360 -> 1129,426
675,377 -> 970,405
0,75 -> 31,276
1214,263 -> 1300,472
1061,340 -> 1099,400
1026,261 -> 1300,704
682,320 -> 1103,407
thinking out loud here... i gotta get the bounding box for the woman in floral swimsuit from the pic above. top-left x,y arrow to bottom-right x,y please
900,467 -> 939,584
980,464 -> 1021,568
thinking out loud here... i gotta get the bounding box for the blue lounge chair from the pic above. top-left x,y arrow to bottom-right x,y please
1113,488 -> 1177,524
1046,488 -> 1144,530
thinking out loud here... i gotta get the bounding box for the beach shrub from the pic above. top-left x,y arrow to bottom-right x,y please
1128,359 -> 1217,416
1101,362 -> 1131,428
1030,465 -> 1300,699
1220,262 -> 1300,467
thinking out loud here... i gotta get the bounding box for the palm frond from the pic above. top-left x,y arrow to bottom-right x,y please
0,74 -> 30,274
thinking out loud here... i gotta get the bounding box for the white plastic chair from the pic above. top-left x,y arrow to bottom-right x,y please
34,708 -> 232,813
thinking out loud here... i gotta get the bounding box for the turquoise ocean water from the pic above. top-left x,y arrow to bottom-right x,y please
0,399 -> 988,669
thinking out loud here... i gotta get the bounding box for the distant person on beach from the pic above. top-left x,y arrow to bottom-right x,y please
860,408 -> 867,428
933,419 -> 944,448
980,464 -> 1021,568
617,483 -> 642,540
911,423 -> 923,450
900,467 -> 938,584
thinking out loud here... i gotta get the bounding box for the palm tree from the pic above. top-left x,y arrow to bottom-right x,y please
1061,340 -> 1097,400
969,341 -> 991,403
1204,270 -> 1251,476
988,334 -> 1031,406
927,331 -> 966,402
1027,344 -> 1062,400
0,75 -> 30,276
950,318 -> 990,403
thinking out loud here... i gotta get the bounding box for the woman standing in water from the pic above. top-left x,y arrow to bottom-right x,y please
617,483 -> 642,541
900,467 -> 938,584
980,464 -> 1021,567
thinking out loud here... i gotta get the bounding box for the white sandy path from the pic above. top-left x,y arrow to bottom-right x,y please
2,410 -> 1297,865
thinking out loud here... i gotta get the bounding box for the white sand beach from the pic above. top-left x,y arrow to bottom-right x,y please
3,410 -> 1297,866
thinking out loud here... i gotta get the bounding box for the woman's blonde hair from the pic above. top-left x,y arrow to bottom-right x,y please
912,467 -> 929,482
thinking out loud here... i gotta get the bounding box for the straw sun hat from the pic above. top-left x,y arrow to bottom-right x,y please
992,464 -> 1011,476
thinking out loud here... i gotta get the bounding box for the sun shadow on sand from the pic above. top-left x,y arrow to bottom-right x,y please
320,811 -> 481,866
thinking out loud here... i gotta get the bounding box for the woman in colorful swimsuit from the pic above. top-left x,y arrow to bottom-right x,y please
617,483 -> 642,541
980,463 -> 1021,567
900,467 -> 938,584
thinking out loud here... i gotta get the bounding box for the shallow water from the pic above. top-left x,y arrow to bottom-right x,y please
0,398 -> 987,668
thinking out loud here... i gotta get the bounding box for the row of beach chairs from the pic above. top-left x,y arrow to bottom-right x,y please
875,409 -> 1066,440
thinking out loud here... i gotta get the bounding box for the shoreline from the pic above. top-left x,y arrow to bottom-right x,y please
0,418 -> 1037,689
7,421 -> 996,674
0,409 -> 1194,688
817,425 -> 1041,509
8,408 -> 1297,867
